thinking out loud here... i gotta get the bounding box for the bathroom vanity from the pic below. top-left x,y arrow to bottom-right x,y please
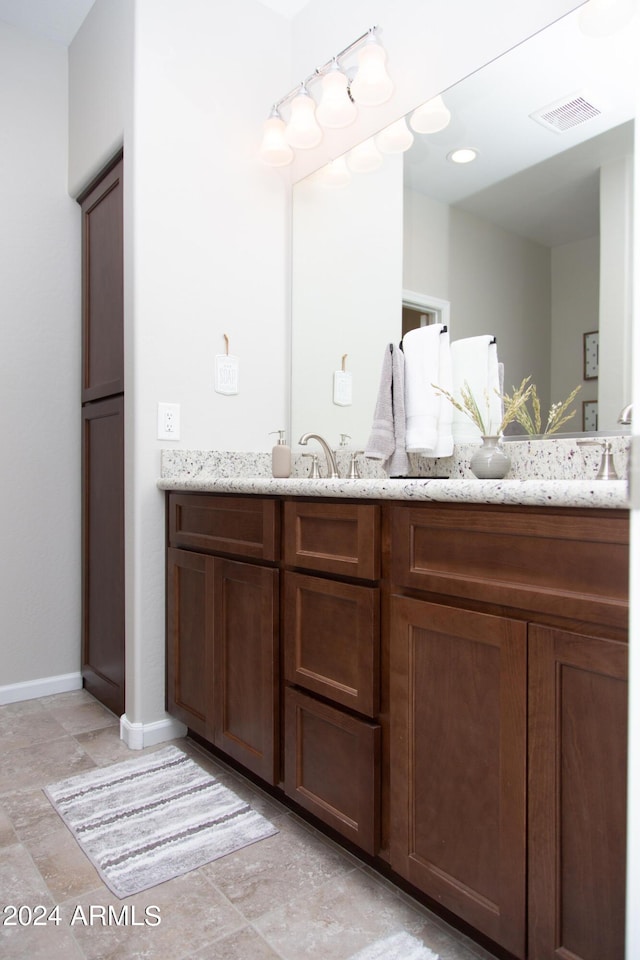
162,477 -> 629,960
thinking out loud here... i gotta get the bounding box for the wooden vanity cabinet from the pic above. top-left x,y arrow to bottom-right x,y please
282,500 -> 382,854
389,502 -> 629,960
166,494 -> 280,783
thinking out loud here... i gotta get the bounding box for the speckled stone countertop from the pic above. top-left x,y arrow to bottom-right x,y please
158,474 -> 628,508
158,447 -> 630,509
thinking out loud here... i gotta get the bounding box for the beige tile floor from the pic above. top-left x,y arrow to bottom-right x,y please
0,690 -> 501,960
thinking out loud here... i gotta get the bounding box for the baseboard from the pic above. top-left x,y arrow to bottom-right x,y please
120,713 -> 187,750
0,672 -> 83,705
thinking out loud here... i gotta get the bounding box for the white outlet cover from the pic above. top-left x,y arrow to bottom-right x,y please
157,402 -> 181,441
215,354 -> 239,395
333,370 -> 352,406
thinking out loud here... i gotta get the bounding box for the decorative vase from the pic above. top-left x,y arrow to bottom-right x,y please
470,436 -> 511,479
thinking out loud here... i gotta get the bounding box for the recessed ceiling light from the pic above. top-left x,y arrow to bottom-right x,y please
448,148 -> 478,164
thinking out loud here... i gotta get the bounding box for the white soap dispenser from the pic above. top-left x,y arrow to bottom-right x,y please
270,430 -> 291,478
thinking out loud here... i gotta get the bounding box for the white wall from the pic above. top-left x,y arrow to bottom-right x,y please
68,0 -> 129,197
404,188 -> 551,408
126,0 -> 291,727
0,23 -> 81,695
551,235 -> 599,418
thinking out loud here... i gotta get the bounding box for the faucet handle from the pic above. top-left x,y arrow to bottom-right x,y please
302,453 -> 321,479
577,439 -> 620,480
347,451 -> 364,480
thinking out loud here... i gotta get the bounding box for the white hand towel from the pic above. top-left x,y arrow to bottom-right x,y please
450,335 -> 502,440
404,324 -> 445,453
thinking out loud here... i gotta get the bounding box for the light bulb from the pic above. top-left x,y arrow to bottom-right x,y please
258,110 -> 294,166
314,156 -> 351,187
410,95 -> 451,134
347,137 -> 383,173
350,33 -> 394,106
376,117 -> 414,154
316,62 -> 357,128
285,85 -> 322,149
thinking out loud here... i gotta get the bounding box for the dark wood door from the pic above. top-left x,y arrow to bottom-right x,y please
283,571 -> 379,717
166,547 -> 214,741
79,153 -> 125,715
528,624 -> 627,960
390,595 -> 527,958
80,155 -> 124,402
82,395 -> 125,715
213,557 -> 279,784
284,686 -> 380,854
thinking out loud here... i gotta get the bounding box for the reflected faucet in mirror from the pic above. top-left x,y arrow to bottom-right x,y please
618,404 -> 633,425
298,433 -> 340,478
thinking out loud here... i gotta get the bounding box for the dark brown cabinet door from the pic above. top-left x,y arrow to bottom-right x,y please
212,558 -> 279,784
284,686 -> 380,854
166,547 -> 214,741
528,624 -> 627,960
284,571 -> 379,717
80,156 -> 124,403
390,595 -> 527,959
82,395 -> 125,715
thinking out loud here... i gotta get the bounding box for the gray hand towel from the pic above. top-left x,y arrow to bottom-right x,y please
365,345 -> 409,476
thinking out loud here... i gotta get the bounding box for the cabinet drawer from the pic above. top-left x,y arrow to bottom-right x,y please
284,572 -> 379,717
391,503 -> 629,631
283,500 -> 380,579
168,493 -> 279,561
284,687 -> 380,854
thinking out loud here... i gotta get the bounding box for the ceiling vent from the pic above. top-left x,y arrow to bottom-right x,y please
530,93 -> 602,133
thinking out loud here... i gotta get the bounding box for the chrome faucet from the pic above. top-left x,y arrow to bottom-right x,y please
298,433 -> 339,478
618,403 -> 633,425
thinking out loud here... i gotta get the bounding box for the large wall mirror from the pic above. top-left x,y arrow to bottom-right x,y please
291,7 -> 635,449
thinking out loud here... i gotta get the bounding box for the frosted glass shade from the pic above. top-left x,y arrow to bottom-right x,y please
258,113 -> 294,166
350,38 -> 394,106
285,87 -> 322,149
376,117 -> 414,154
316,66 -> 357,128
347,137 -> 383,173
410,95 -> 451,134
315,156 -> 351,187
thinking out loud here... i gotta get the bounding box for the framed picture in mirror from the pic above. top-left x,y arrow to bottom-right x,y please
583,331 -> 599,380
582,400 -> 598,432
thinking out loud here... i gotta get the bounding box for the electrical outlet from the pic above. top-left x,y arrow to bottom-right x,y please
157,402 -> 180,441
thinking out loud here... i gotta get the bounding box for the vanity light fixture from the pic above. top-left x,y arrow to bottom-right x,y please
257,107 -> 294,166
409,94 -> 451,134
316,60 -> 358,128
285,84 -> 323,149
258,26 -> 394,167
349,30 -> 394,106
448,147 -> 478,164
375,116 -> 414,154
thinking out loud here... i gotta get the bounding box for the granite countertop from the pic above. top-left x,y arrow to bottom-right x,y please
157,474 -> 629,509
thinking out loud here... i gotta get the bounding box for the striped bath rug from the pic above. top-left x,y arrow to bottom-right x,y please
44,745 -> 278,899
